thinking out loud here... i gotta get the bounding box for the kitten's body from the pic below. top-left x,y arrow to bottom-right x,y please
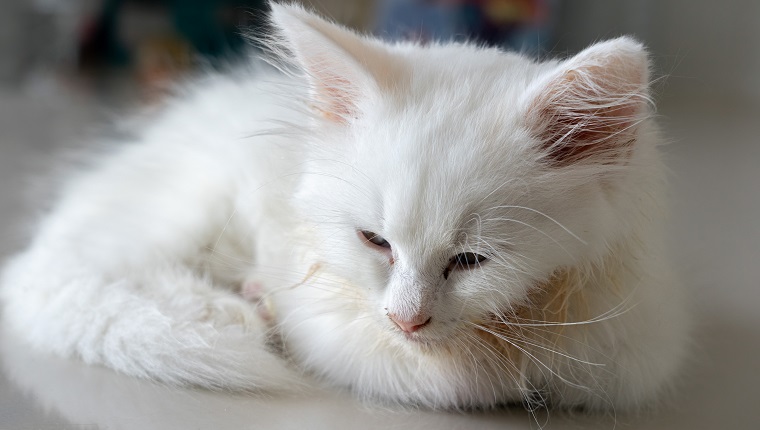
1,5 -> 687,411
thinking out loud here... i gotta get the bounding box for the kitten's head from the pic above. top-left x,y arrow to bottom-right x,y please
270,4 -> 657,343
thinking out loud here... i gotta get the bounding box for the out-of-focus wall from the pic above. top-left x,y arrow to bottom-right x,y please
302,0 -> 376,32
305,0 -> 760,106
4,0 -> 757,108
0,0 -> 100,84
553,0 -> 760,105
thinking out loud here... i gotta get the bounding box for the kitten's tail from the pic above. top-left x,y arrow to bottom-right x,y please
0,249 -> 302,392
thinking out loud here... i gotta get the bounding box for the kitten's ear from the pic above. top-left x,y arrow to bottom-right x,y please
269,4 -> 390,124
524,37 -> 651,166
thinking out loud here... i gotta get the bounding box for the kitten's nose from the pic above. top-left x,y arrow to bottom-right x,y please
388,313 -> 431,333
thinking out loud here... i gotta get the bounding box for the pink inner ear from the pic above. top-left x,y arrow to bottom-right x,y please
303,53 -> 360,124
313,75 -> 357,124
528,65 -> 647,166
270,4 -> 379,126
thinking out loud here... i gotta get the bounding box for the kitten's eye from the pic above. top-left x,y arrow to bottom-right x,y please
359,230 -> 391,250
444,252 -> 487,279
455,252 -> 487,267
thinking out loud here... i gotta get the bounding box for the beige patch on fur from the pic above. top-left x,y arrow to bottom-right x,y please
474,249 -> 631,391
290,262 -> 322,289
474,266 -> 595,387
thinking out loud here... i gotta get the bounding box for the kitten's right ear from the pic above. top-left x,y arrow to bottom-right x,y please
523,37 -> 651,166
269,3 -> 391,124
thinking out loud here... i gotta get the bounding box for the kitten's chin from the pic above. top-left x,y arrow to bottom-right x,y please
398,331 -> 435,344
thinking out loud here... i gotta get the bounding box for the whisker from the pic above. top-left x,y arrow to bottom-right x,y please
484,205 -> 587,245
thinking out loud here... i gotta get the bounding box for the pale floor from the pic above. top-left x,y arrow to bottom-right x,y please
0,85 -> 758,430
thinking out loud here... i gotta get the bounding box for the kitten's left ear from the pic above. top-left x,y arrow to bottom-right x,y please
524,37 -> 651,166
269,4 -> 392,124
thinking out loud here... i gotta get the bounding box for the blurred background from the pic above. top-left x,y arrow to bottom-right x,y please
0,1 -> 759,430
0,0 -> 758,106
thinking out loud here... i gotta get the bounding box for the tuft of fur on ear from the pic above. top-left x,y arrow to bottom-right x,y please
525,37 -> 652,166
268,3 -> 390,124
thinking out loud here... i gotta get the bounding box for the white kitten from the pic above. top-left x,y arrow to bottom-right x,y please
1,4 -> 687,411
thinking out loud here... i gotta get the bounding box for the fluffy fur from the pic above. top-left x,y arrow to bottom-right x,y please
1,3 -> 687,411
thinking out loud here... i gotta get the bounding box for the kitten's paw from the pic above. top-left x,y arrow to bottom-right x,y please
191,293 -> 262,330
240,280 -> 275,323
241,280 -> 266,301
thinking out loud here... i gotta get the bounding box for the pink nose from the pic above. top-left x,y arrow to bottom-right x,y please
389,313 -> 431,333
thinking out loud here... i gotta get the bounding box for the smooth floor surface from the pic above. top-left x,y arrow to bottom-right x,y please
1,86 -> 759,429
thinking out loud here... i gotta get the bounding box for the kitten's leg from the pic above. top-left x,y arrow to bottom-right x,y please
2,258 -> 299,390
0,141 -> 300,391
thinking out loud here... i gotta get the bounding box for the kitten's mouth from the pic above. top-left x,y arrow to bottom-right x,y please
392,326 -> 448,348
401,332 -> 427,343
399,334 -> 440,350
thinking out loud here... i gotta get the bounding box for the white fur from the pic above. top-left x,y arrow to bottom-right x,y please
1,4 -> 687,411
